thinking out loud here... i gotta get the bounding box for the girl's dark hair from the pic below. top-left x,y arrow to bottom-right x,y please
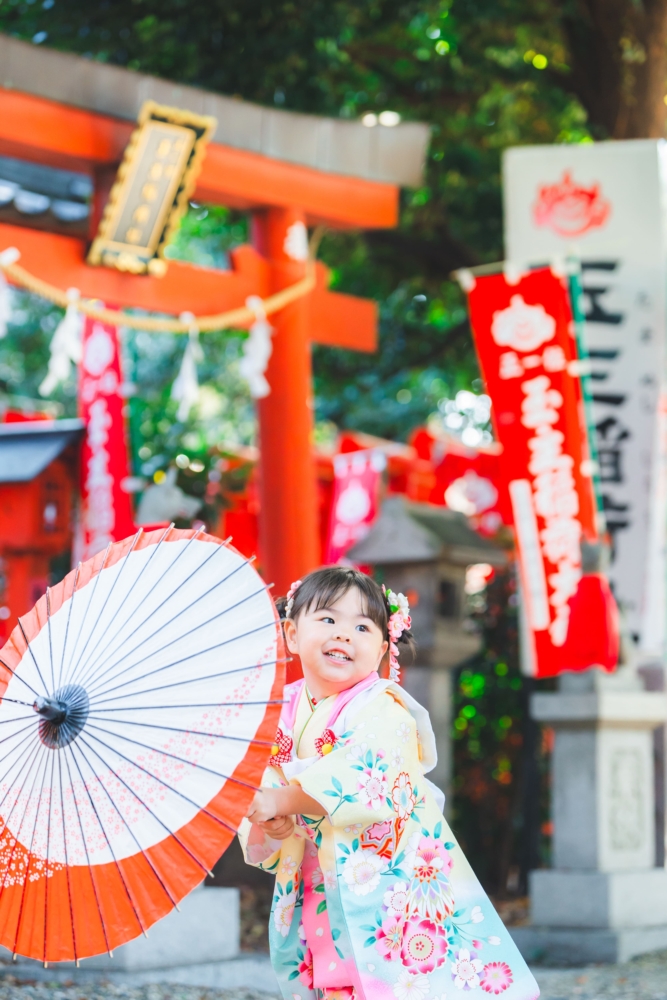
276,566 -> 415,662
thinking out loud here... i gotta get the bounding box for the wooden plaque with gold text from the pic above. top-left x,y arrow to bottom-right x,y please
88,101 -> 216,275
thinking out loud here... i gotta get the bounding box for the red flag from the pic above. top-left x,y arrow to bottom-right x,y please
77,313 -> 135,559
326,450 -> 385,564
464,266 -> 613,677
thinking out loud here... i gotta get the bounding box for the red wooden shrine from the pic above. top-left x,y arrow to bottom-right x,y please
0,418 -> 83,642
0,36 -> 429,598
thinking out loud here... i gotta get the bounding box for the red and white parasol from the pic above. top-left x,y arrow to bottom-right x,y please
0,527 -> 285,964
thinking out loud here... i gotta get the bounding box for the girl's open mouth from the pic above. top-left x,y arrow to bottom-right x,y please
325,649 -> 352,662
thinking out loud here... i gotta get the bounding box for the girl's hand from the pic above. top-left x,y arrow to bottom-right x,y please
246,787 -> 281,824
246,784 -> 326,824
258,816 -> 295,840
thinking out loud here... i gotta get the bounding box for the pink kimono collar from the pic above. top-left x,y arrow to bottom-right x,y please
281,671 -> 380,733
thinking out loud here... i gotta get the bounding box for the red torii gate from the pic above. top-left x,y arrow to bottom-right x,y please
0,36 -> 428,595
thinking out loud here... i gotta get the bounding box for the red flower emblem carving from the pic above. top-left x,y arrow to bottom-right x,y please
314,728 -> 338,756
533,170 -> 610,237
270,726 -> 293,765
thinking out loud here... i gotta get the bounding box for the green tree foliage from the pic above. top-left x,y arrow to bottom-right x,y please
0,0 -> 599,438
452,569 -> 552,894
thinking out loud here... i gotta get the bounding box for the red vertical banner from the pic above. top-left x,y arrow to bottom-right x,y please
464,266 -> 611,677
78,314 -> 135,560
326,450 -> 385,564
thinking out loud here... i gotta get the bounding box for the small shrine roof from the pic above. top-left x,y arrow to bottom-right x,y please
0,35 -> 430,188
0,418 -> 84,482
348,496 -> 507,567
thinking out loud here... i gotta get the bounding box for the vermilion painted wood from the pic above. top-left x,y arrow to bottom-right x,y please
0,222 -> 269,318
0,88 -> 130,169
0,223 -> 377,349
196,142 -> 398,228
256,208 -> 320,620
310,262 -> 378,351
0,88 -> 399,228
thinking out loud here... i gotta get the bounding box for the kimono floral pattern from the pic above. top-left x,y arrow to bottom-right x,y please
239,684 -> 539,1000
271,727 -> 294,766
315,728 -> 338,756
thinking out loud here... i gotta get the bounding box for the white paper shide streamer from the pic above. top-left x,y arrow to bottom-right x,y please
0,246 -> 19,339
171,311 -> 203,421
39,286 -> 84,396
239,295 -> 274,398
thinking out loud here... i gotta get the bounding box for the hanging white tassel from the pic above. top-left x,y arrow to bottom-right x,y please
171,312 -> 203,422
0,247 -> 19,339
239,295 -> 273,398
39,287 -> 83,396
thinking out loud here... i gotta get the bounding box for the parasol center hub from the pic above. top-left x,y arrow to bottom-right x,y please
34,697 -> 67,723
35,684 -> 90,749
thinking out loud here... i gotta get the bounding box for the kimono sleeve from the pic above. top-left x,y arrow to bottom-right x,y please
291,692 -> 425,833
237,763 -> 283,872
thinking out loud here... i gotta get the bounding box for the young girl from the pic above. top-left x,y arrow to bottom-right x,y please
240,567 -> 539,1000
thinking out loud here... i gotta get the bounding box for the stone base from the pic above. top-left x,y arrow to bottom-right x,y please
0,885 -> 240,971
511,924 -> 667,965
530,868 -> 667,928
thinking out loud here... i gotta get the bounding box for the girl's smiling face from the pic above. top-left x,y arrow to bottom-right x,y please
283,586 -> 389,699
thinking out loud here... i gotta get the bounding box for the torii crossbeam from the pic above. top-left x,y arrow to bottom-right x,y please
0,36 -> 429,594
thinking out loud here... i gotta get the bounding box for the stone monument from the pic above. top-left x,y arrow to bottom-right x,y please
504,137 -> 667,964
511,666 -> 667,963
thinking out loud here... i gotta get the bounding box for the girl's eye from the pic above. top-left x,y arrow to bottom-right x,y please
321,616 -> 335,624
355,624 -> 369,633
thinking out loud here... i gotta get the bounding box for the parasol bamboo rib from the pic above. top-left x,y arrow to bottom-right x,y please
81,726 -> 239,841
81,717 -> 266,791
60,748 -> 122,952
0,256 -> 316,333
84,578 -> 274,699
62,531 -> 142,691
87,621 -> 281,705
64,543 -> 112,693
73,526 -> 215,692
89,654 -> 288,707
92,699 -> 288,711
73,733 -> 217,882
65,744 -> 180,924
69,526 -> 177,691
58,563 -> 81,696
10,749 -> 57,959
57,752 -> 79,963
64,737 -> 176,915
85,714 -> 275,747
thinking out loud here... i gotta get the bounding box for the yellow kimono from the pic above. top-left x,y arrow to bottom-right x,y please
239,674 -> 539,1000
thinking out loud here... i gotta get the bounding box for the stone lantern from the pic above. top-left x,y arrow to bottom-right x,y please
348,495 -> 507,799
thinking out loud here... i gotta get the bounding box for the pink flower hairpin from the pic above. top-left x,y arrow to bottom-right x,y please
383,586 -> 411,683
284,579 -> 302,619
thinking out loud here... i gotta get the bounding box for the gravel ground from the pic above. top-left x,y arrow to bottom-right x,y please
0,951 -> 666,999
533,952 -> 667,1000
0,983 -> 278,1000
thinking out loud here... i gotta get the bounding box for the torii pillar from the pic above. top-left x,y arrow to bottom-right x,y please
254,208 -> 319,591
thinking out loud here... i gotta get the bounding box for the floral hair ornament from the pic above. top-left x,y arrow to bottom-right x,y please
383,586 -> 411,683
284,579 -> 302,619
